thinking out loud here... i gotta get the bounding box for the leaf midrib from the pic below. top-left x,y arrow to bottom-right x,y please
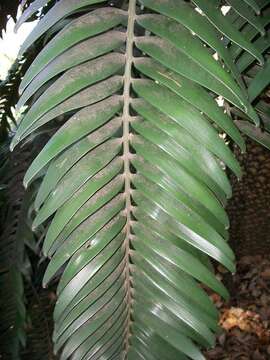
122,0 -> 136,352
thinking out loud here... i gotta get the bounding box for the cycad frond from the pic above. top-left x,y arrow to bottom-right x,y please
226,1 -> 270,149
12,0 -> 268,358
0,145 -> 34,359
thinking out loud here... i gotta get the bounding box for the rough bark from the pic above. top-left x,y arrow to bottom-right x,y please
227,138 -> 270,257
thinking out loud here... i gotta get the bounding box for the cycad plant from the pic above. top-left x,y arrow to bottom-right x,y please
9,0 -> 270,359
226,0 -> 270,149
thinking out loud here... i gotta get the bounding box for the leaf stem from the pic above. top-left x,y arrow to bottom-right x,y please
123,0 -> 136,353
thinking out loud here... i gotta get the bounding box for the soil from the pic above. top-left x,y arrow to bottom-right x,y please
205,255 -> 270,360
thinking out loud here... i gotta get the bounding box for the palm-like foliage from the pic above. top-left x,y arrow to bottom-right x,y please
225,0 -> 270,149
11,0 -> 270,359
0,46 -> 52,358
0,143 -> 34,359
0,57 -> 33,359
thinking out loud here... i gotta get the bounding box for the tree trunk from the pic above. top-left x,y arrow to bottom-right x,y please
227,138 -> 270,257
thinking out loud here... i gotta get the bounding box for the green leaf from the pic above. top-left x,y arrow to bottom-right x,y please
236,120 -> 270,150
33,138 -> 122,228
133,79 -> 242,177
243,0 -> 261,14
134,57 -> 245,152
137,14 -> 246,106
43,160 -> 123,256
18,30 -> 125,108
192,0 -> 264,65
11,54 -> 125,149
135,37 -> 260,125
15,0 -> 51,31
18,77 -> 123,152
140,0 -> 245,90
24,97 -> 122,189
248,58 -> 270,101
18,0 -> 106,55
19,7 -> 126,96
131,99 -> 232,201
226,0 -> 265,35
13,0 -> 268,358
